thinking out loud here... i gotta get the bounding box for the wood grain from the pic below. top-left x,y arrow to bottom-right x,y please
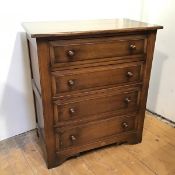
53,88 -> 139,124
52,62 -> 143,95
57,115 -> 136,150
22,18 -> 163,38
24,19 -> 162,168
1,113 -> 175,175
37,41 -> 56,168
50,35 -> 145,64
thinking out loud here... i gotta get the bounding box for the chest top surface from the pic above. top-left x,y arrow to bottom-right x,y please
22,18 -> 163,38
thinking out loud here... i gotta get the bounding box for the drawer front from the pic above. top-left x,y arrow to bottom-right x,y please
57,115 -> 136,149
54,88 -> 139,123
52,62 -> 143,95
50,35 -> 146,65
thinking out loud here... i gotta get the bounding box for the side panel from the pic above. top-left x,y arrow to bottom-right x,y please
137,31 -> 157,141
36,40 -> 56,168
27,38 -> 47,161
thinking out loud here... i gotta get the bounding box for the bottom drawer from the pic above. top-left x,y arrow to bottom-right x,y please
56,115 -> 136,150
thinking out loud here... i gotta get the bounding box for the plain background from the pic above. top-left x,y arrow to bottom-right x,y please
0,0 -> 174,141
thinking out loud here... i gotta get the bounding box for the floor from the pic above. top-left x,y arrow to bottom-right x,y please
0,112 -> 175,175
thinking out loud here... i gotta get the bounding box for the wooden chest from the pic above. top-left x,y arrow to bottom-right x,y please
23,19 -> 163,168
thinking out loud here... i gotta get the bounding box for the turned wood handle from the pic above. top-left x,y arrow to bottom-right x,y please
122,122 -> 129,128
69,108 -> 75,114
70,135 -> 76,141
127,71 -> 133,78
67,50 -> 75,57
68,80 -> 75,87
130,44 -> 136,50
125,97 -> 131,104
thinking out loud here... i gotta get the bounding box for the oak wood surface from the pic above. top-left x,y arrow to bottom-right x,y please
52,62 -> 143,95
53,88 -> 139,124
22,18 -> 163,38
136,31 -> 157,142
0,113 -> 175,175
51,54 -> 145,71
57,115 -> 136,150
36,41 -> 56,168
23,19 -> 162,168
50,35 -> 145,64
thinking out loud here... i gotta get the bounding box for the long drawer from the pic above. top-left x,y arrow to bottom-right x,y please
52,62 -> 143,96
49,35 -> 146,66
56,115 -> 136,150
53,86 -> 140,124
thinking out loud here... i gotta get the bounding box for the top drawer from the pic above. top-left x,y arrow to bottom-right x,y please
49,35 -> 146,65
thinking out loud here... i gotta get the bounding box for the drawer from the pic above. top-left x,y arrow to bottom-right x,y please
56,115 -> 136,149
52,62 -> 143,95
53,88 -> 140,123
49,35 -> 146,65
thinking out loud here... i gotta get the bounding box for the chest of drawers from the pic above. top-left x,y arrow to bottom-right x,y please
23,19 -> 162,168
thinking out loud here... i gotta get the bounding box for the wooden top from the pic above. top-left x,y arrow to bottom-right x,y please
22,18 -> 163,38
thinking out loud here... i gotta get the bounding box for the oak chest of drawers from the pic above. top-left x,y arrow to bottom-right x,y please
23,19 -> 163,168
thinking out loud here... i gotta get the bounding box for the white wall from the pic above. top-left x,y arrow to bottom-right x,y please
0,0 -> 143,140
142,0 -> 175,122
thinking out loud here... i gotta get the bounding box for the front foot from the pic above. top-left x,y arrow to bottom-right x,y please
127,137 -> 142,145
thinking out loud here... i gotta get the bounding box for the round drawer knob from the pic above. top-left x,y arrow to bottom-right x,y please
130,44 -> 136,50
68,80 -> 75,87
127,71 -> 133,78
70,135 -> 76,141
67,50 -> 75,57
122,122 -> 129,128
125,97 -> 131,104
69,108 -> 75,115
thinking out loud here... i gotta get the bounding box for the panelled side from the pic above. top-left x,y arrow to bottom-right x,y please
136,31 -> 157,142
36,39 -> 56,168
27,38 -> 46,157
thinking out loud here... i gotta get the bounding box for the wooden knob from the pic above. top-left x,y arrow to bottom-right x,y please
70,135 -> 76,141
69,108 -> 75,114
122,122 -> 128,128
68,80 -> 75,87
127,71 -> 133,78
67,50 -> 75,57
130,44 -> 136,50
125,97 -> 131,104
